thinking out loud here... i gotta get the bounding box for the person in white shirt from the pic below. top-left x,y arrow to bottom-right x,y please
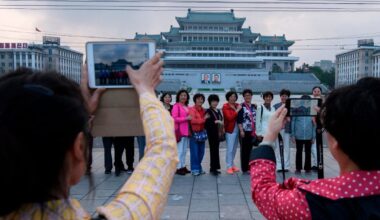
256,91 -> 276,141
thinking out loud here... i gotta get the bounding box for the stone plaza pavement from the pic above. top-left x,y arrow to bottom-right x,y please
71,138 -> 339,220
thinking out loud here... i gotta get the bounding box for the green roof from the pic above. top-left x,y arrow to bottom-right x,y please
242,28 -> 259,39
134,33 -> 163,42
162,27 -> 180,38
256,35 -> 295,46
176,10 -> 245,25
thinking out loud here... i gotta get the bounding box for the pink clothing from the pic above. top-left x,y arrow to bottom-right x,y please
172,103 -> 190,137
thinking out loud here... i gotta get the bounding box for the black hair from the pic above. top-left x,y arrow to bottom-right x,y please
312,86 -> 322,93
193,93 -> 205,103
160,92 -> 172,103
279,89 -> 291,97
0,68 -> 89,216
242,89 -> 253,96
175,89 -> 190,105
208,94 -> 220,105
321,77 -> 380,170
225,91 -> 238,101
262,91 -> 274,99
300,94 -> 311,99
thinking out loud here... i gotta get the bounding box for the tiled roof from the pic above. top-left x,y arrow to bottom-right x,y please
162,27 -> 180,37
256,35 -> 295,46
270,73 -> 319,82
240,80 -> 329,94
134,33 -> 164,42
176,10 -> 245,24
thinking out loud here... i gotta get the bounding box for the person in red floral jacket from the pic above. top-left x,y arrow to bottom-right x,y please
250,77 -> 380,220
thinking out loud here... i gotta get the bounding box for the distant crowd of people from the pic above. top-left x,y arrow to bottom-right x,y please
93,86 -> 324,177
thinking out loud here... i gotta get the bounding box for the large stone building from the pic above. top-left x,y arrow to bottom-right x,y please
0,36 -> 83,83
335,39 -> 380,87
135,9 -> 300,92
313,60 -> 335,72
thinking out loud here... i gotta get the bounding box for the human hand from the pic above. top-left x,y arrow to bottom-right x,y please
205,113 -> 210,119
236,104 -> 242,112
80,65 -> 106,115
240,130 -> 245,138
291,137 -> 296,143
126,52 -> 164,95
187,115 -> 192,121
214,120 -> 222,124
263,104 -> 288,143
312,139 -> 315,144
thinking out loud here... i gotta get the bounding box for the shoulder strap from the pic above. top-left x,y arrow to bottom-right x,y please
260,105 -> 264,123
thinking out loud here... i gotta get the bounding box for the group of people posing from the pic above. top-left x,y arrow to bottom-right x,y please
162,86 -> 323,176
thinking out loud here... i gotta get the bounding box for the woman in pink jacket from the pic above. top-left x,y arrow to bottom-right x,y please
172,89 -> 192,175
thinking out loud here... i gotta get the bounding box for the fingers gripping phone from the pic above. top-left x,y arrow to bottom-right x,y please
86,41 -> 156,88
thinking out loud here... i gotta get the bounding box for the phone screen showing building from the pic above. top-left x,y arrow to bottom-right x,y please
93,43 -> 149,86
290,99 -> 318,116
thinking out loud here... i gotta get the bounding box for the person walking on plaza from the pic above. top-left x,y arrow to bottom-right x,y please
223,91 -> 242,174
273,89 -> 292,172
311,86 -> 323,170
237,89 -> 257,174
189,93 -> 208,176
0,53 -> 180,219
172,89 -> 192,175
249,77 -> 380,219
255,91 -> 276,140
205,94 -> 223,175
160,92 -> 173,112
291,95 -> 316,172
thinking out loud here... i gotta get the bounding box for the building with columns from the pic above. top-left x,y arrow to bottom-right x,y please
335,39 -> 380,87
135,9 -> 299,91
0,37 -> 83,83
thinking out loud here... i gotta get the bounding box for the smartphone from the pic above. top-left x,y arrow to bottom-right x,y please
86,41 -> 156,88
286,98 -> 322,117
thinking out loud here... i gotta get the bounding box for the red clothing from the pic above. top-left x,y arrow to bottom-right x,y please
249,146 -> 380,220
222,103 -> 239,133
189,105 -> 206,132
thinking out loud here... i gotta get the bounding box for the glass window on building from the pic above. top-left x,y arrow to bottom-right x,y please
9,54 -> 13,59
183,36 -> 187,41
235,37 -> 239,42
0,54 -> 4,59
219,27 -> 223,31
194,36 -> 198,41
9,63 -> 12,67
49,49 -> 52,55
1,63 -> 5,67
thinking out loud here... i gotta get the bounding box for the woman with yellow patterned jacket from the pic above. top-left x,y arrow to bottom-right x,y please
0,53 -> 178,220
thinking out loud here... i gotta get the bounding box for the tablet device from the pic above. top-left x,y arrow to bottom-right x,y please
286,98 -> 322,117
86,41 -> 156,88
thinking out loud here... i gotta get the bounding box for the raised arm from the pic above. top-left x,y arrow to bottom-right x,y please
250,105 -> 311,219
96,53 -> 178,220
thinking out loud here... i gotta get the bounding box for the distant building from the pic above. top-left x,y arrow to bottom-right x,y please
0,43 -> 44,74
313,60 -> 334,72
135,9 -> 299,91
42,36 -> 83,83
0,36 -> 83,83
335,39 -> 380,87
373,50 -> 380,78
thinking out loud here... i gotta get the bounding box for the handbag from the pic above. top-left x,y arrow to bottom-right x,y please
210,109 -> 226,142
193,130 -> 208,142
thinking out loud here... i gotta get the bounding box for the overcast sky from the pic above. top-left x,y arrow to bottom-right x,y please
0,0 -> 379,66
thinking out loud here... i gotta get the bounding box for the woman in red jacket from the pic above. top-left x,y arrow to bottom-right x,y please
189,93 -> 209,176
222,91 -> 242,174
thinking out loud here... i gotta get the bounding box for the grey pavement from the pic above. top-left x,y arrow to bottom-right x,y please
71,137 -> 339,219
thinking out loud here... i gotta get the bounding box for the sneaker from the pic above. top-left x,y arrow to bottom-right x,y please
127,168 -> 134,174
192,171 -> 200,176
232,166 -> 240,172
227,168 -> 234,174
